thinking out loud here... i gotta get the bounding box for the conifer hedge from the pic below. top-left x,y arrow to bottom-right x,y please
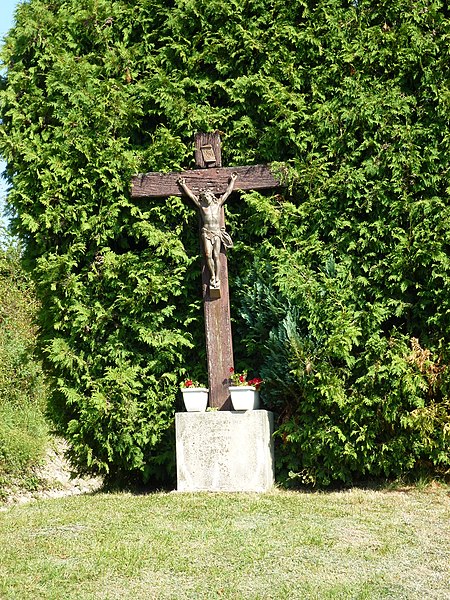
0,0 -> 449,485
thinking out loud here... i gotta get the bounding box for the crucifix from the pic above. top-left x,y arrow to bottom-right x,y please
131,132 -> 281,410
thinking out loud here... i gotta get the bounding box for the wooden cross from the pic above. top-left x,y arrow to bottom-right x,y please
131,132 -> 281,409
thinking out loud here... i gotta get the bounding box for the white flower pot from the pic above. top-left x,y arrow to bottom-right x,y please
229,386 -> 260,411
182,388 -> 208,412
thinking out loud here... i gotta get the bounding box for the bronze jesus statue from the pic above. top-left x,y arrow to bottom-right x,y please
177,172 -> 238,290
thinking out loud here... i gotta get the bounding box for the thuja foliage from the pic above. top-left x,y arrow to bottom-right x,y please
0,0 -> 449,485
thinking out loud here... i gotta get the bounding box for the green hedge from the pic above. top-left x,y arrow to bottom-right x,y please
0,0 -> 449,485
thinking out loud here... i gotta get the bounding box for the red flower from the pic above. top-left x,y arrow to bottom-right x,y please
248,377 -> 263,389
185,379 -> 194,388
229,367 -> 235,373
239,375 -> 245,383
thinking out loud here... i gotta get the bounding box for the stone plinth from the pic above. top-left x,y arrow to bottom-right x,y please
175,410 -> 275,492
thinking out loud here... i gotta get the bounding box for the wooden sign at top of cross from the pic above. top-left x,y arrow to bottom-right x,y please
131,132 -> 282,409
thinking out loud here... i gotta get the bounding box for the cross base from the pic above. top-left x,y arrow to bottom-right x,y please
175,410 -> 275,492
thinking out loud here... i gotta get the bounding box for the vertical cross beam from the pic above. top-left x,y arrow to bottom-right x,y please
195,133 -> 234,410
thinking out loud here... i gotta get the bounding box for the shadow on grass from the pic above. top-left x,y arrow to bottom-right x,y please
97,470 -> 449,499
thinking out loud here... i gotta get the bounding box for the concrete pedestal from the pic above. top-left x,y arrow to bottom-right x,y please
175,410 -> 275,492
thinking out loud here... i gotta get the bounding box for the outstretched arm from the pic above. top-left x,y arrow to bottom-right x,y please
177,177 -> 200,208
219,172 -> 238,206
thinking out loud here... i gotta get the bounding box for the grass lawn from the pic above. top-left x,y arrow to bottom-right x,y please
0,486 -> 448,599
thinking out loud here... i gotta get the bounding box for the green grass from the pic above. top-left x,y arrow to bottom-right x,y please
0,486 -> 448,599
0,244 -> 49,495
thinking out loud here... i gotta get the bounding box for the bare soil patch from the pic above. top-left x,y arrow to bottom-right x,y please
1,437 -> 102,508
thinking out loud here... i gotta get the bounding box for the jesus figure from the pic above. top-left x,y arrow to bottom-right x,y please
177,172 -> 238,290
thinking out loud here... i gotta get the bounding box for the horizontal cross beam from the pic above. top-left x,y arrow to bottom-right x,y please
131,164 -> 280,198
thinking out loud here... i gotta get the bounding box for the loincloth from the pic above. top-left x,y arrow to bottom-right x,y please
201,227 -> 233,249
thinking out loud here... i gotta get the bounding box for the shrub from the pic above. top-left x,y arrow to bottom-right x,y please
236,267 -> 449,485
